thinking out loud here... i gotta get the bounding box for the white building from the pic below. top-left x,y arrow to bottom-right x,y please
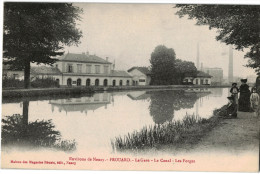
183,71 -> 212,85
127,67 -> 152,86
52,53 -> 132,87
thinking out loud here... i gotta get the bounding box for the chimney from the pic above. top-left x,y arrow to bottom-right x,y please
228,45 -> 233,83
86,51 -> 89,56
196,43 -> 200,70
113,59 -> 115,70
106,57 -> 109,62
201,63 -> 203,71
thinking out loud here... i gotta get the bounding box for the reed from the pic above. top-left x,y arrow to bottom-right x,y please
111,114 -> 214,152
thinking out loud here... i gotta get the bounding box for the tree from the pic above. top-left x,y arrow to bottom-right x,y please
150,45 -> 176,85
3,3 -> 83,88
175,5 -> 260,74
175,59 -> 197,84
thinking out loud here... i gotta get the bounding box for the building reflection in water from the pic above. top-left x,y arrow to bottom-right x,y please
49,92 -> 112,115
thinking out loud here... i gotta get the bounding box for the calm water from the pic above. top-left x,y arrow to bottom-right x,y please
2,88 -> 228,154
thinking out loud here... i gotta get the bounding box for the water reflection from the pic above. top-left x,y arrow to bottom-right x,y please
2,88 -> 227,154
148,90 -> 203,124
49,92 -> 112,115
127,90 -> 211,124
1,101 -> 76,152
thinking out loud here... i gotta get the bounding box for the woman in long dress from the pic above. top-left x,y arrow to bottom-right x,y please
238,79 -> 251,112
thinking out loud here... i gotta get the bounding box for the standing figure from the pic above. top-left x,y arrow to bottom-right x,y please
230,83 -> 239,104
250,87 -> 259,117
238,79 -> 251,112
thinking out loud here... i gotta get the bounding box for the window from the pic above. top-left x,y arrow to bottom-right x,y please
139,79 -> 145,82
55,64 -> 58,68
95,65 -> 100,74
95,79 -> 99,86
104,65 -> 109,74
113,80 -> 116,86
205,79 -> 209,84
103,79 -> 108,86
77,78 -> 81,86
77,64 -> 82,73
13,74 -> 18,79
67,64 -> 73,73
67,78 -> 72,86
86,79 -> 91,86
86,65 -> 92,74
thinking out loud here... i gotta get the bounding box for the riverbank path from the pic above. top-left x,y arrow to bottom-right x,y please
192,111 -> 259,154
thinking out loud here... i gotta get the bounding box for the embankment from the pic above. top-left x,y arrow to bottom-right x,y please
2,84 -> 229,99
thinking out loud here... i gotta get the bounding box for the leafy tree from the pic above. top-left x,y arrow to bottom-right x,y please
175,5 -> 260,74
150,45 -> 176,85
175,59 -> 197,84
3,3 -> 83,88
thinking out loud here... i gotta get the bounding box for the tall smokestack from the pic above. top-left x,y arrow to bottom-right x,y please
228,45 -> 233,83
196,43 -> 200,70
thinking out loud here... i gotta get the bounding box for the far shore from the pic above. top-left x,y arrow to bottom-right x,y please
2,84 -> 231,100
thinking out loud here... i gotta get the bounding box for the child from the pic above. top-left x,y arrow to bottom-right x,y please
230,83 -> 239,104
250,87 -> 259,117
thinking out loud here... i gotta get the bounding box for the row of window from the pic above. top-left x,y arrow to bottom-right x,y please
185,79 -> 209,84
66,78 -> 130,87
66,64 -> 109,74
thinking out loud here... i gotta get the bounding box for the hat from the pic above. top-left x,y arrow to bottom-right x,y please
227,96 -> 234,100
232,83 -> 237,86
241,79 -> 247,83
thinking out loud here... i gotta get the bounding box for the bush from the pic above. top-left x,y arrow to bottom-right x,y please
1,114 -> 76,152
2,78 -> 24,88
31,78 -> 59,88
3,78 -> 59,89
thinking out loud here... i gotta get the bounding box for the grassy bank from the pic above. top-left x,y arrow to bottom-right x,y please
2,87 -> 95,98
111,114 -> 220,153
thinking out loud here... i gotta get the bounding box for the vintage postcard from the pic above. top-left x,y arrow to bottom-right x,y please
1,1 -> 259,173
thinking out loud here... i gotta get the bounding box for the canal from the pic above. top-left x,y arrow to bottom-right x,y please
2,88 -> 229,155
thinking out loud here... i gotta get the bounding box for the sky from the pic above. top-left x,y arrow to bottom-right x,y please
64,3 -> 257,78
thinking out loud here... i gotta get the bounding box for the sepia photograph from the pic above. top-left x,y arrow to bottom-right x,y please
1,0 -> 259,172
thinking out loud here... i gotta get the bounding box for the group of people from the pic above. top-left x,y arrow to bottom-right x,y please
217,79 -> 259,119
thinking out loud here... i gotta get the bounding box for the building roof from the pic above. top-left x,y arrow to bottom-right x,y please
185,71 -> 212,78
51,103 -> 108,113
127,67 -> 152,75
57,53 -> 112,64
31,66 -> 61,75
110,70 -> 132,77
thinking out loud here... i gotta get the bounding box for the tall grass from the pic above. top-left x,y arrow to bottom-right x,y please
111,114 -> 213,152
